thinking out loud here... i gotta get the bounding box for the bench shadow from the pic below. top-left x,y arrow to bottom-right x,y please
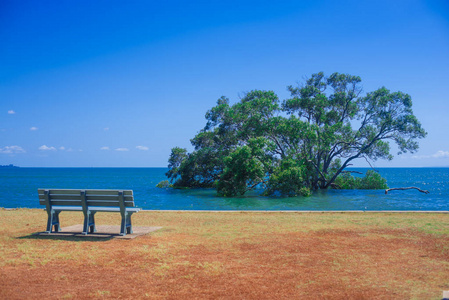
18,232 -> 116,242
17,225 -> 161,241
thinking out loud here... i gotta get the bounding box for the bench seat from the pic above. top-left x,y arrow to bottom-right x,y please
51,206 -> 83,211
39,189 -> 141,236
51,206 -> 141,213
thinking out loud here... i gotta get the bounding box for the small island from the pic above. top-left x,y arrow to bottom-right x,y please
0,164 -> 19,168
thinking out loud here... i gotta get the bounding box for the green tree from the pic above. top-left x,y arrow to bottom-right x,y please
217,138 -> 271,196
357,170 -> 388,190
264,158 -> 310,197
161,72 -> 426,196
333,170 -> 388,190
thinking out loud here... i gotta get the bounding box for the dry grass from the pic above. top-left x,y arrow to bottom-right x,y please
1,209 -> 449,299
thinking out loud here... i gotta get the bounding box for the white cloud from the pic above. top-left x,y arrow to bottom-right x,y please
136,146 -> 149,151
7,110 -> 15,114
433,150 -> 449,158
39,145 -> 57,151
115,148 -> 129,151
100,146 -> 110,150
411,155 -> 428,159
412,150 -> 449,159
30,127 -> 38,131
104,127 -> 109,131
59,146 -> 65,150
0,146 -> 25,154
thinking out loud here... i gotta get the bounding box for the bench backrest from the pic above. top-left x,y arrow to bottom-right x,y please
38,189 -> 135,209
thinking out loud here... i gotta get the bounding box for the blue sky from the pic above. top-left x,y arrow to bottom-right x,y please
1,0 -> 448,167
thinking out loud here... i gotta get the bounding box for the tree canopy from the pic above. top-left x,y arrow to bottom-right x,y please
162,72 -> 426,197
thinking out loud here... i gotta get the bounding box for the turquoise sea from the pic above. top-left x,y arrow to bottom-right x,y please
0,167 -> 448,211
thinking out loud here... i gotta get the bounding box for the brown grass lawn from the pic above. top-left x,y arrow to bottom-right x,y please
1,209 -> 449,299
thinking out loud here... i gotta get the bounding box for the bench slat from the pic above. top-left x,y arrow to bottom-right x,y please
86,195 -> 134,201
88,207 -> 141,212
87,200 -> 135,207
38,195 -> 82,201
86,190 -> 133,196
52,206 -> 83,211
39,199 -> 136,207
38,189 -> 81,195
45,200 -> 84,206
50,206 -> 141,212
38,194 -> 134,201
38,189 -> 133,196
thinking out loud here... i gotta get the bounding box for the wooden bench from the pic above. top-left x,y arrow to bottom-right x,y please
38,189 -> 141,236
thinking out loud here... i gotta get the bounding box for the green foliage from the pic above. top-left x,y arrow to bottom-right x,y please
265,158 -> 308,197
163,72 -> 425,197
217,143 -> 265,196
333,172 -> 358,189
334,170 -> 388,190
166,147 -> 188,183
299,187 -> 311,197
357,170 -> 389,189
156,180 -> 171,188
171,148 -> 221,188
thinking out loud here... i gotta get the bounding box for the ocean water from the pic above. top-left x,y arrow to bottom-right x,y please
0,167 -> 448,211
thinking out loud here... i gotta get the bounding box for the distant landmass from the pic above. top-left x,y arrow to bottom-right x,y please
0,164 -> 19,168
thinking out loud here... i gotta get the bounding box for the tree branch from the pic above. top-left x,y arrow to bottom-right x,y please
307,159 -> 327,182
342,170 -> 363,175
362,156 -> 377,171
271,136 -> 286,158
330,183 -> 341,189
385,187 -> 429,194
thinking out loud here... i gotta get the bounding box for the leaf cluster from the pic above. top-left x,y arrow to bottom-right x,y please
333,170 -> 388,190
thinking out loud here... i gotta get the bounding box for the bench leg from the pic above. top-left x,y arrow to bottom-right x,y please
127,213 -> 133,234
89,212 -> 97,233
119,212 -> 134,236
46,211 -> 53,233
54,211 -> 61,232
82,214 -> 89,235
46,210 -> 61,233
120,212 -> 134,236
83,211 -> 97,235
120,213 -> 127,236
